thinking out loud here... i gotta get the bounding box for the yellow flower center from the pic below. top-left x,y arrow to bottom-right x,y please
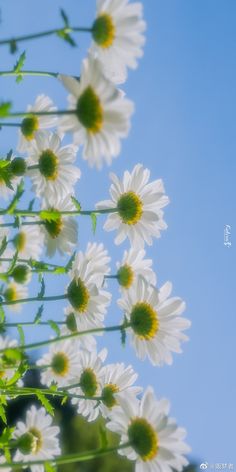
117,264 -> 134,288
92,13 -> 116,49
21,116 -> 39,140
4,284 -> 19,303
117,191 -> 143,225
130,302 -> 159,340
28,428 -> 43,454
80,368 -> 98,397
128,417 -> 159,462
44,213 -> 63,239
38,149 -> 59,180
51,352 -> 69,377
102,383 -> 119,409
67,278 -> 90,313
14,231 -> 26,252
76,86 -> 103,133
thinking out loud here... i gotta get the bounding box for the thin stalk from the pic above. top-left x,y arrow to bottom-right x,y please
3,321 -> 66,328
0,208 -> 118,217
0,293 -> 67,307
1,386 -> 103,402
0,26 -> 92,47
0,258 -> 65,270
0,70 -> 59,79
0,443 -> 131,468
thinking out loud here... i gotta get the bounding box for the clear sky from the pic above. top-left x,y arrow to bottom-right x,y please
0,0 -> 235,465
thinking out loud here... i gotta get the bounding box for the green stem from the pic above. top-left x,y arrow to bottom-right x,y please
0,70 -> 59,79
0,443 -> 131,468
0,26 -> 92,47
0,293 -> 67,307
1,386 -> 103,402
3,321 -> 66,328
0,258 -> 65,270
0,324 -> 129,352
0,208 -> 117,217
0,122 -> 21,127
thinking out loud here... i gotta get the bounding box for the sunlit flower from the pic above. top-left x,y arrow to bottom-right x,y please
40,196 -> 78,257
96,164 -> 169,247
3,282 -> 28,313
17,94 -> 58,153
99,363 -> 142,418
71,242 -> 110,287
37,336 -> 81,388
27,131 -> 81,202
91,0 -> 146,84
13,221 -> 43,260
116,248 -> 156,290
14,405 -> 61,472
70,348 -> 107,421
59,56 -> 134,168
66,249 -> 112,330
118,277 -> 191,366
107,387 -> 190,472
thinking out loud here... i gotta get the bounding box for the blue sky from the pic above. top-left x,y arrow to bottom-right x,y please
0,0 -> 235,465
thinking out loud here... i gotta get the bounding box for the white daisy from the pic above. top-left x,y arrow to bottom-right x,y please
37,335 -> 81,388
70,347 -> 107,422
71,242 -> 111,287
99,363 -> 142,418
0,456 -> 11,471
13,221 -> 43,260
13,405 -> 61,472
59,56 -> 134,168
118,277 -> 191,366
91,0 -> 146,84
66,249 -> 112,330
116,248 -> 156,290
17,94 -> 58,153
3,282 -> 28,313
26,131 -> 81,202
107,387 -> 190,472
96,164 -> 169,247
40,195 -> 78,257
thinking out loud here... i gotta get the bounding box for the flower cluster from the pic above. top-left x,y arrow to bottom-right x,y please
0,1 -> 192,471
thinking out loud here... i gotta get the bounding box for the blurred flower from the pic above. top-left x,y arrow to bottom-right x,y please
13,222 -> 43,260
3,282 -> 28,313
118,277 -> 191,366
96,164 -> 169,247
91,0 -> 146,84
27,131 -> 81,202
107,387 -> 190,472
59,56 -> 134,168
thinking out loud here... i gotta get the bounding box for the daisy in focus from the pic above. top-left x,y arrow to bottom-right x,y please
70,347 -> 107,422
116,248 -> 156,290
96,164 -> 169,247
26,131 -> 81,202
13,405 -> 61,472
17,94 -> 57,153
107,387 -> 190,472
91,0 -> 146,84
37,336 -> 81,388
66,247 -> 112,330
40,196 -> 78,257
59,56 -> 134,168
99,362 -> 142,418
71,241 -> 111,287
118,277 -> 191,366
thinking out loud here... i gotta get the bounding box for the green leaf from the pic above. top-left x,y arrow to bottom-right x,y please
65,251 -> 76,273
34,304 -> 44,324
7,180 -> 24,214
60,8 -> 69,27
0,101 -> 12,118
56,29 -> 76,47
10,40 -> 18,54
13,51 -> 26,83
45,462 -> 56,472
90,212 -> 97,235
5,362 -> 28,387
0,427 -> 15,446
48,320 -> 60,337
17,325 -> 25,345
0,237 -> 7,257
7,250 -> 18,275
36,392 -> 54,416
38,277 -> 45,298
40,209 -> 61,221
0,403 -> 7,424
61,395 -> 68,406
71,196 -> 81,212
99,424 -> 109,449
28,198 -> 35,211
0,306 -> 5,324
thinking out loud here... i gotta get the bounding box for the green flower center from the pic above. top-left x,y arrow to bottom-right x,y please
128,418 -> 159,462
76,86 -> 103,133
130,302 -> 159,340
44,215 -> 63,238
67,278 -> 90,313
92,13 -> 115,48
80,368 -> 98,397
117,264 -> 134,288
51,352 -> 69,376
102,383 -> 119,409
117,192 -> 143,225
66,312 -> 77,332
21,116 -> 39,140
13,231 -> 26,252
11,264 -> 29,284
10,157 -> 27,176
38,149 -> 59,180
